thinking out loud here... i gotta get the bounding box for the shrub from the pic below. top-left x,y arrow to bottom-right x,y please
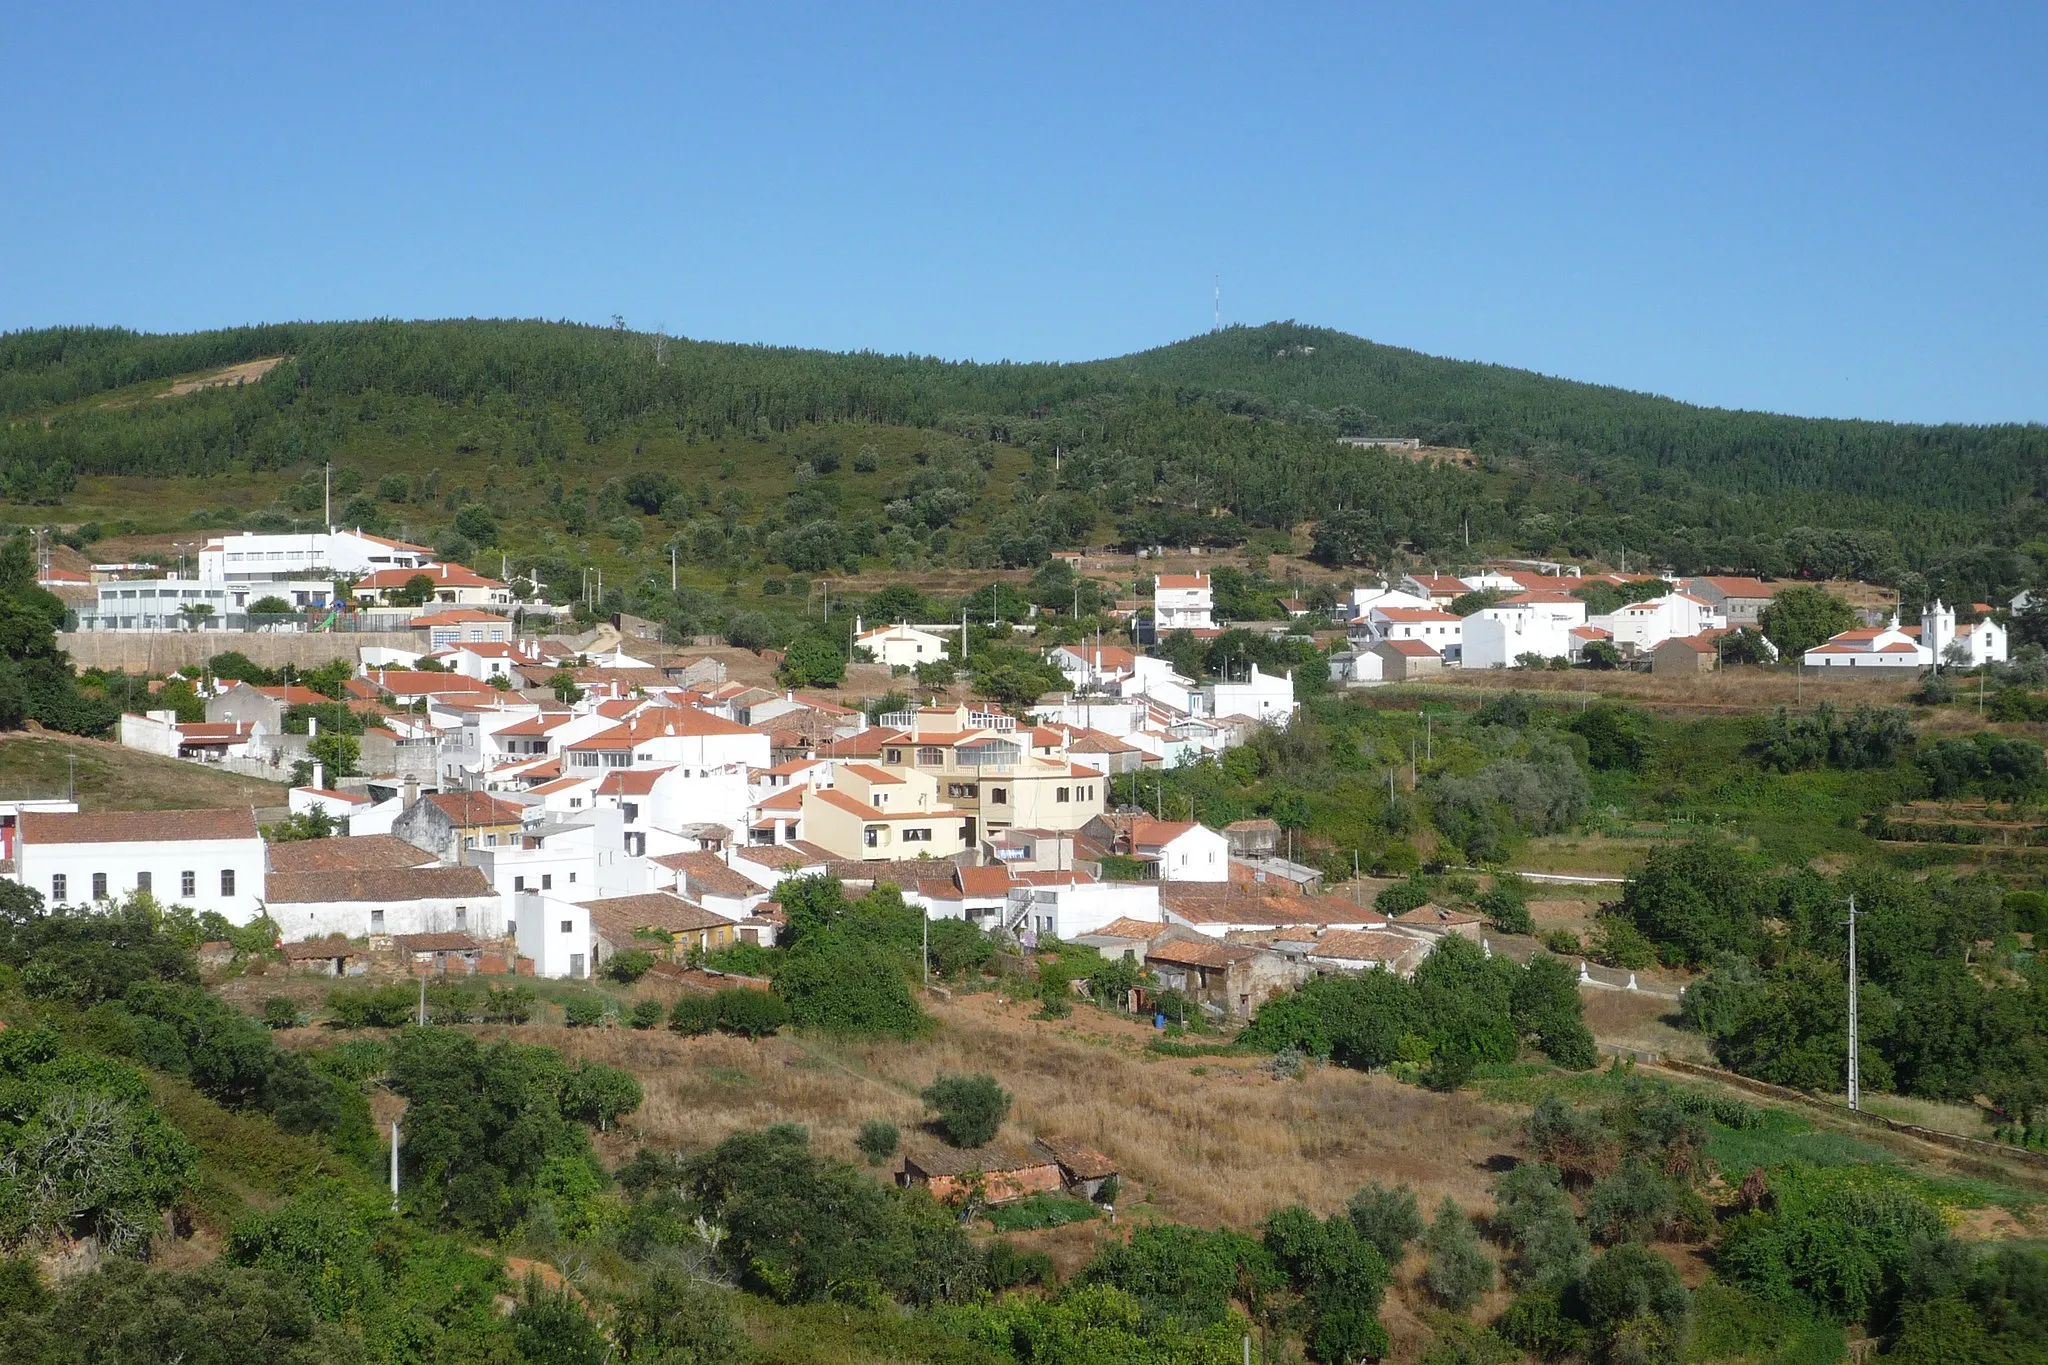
855,1119 -> 900,1166
669,993 -> 719,1035
921,1072 -> 1011,1148
1587,1162 -> 1677,1245
1496,1291 -> 1589,1361
260,997 -> 299,1030
1376,874 -> 1433,917
628,999 -> 664,1030
1580,1243 -> 1689,1363
327,982 -> 419,1029
486,984 -> 535,1023
1589,915 -> 1659,970
1492,1161 -> 1588,1290
1421,1196 -> 1495,1311
1542,929 -> 1582,956
1479,886 -> 1535,936
714,988 -> 789,1039
560,994 -> 609,1028
605,949 -> 656,983
986,1238 -> 1052,1289
1036,956 -> 1073,1018
1347,1181 -> 1424,1263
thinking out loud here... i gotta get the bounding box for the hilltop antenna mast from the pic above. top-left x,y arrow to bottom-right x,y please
1213,275 -> 1221,332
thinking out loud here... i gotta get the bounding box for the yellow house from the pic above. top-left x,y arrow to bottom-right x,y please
870,704 -> 1106,839
800,762 -> 972,860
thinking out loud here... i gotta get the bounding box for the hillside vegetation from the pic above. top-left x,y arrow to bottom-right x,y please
4,321 -> 2045,615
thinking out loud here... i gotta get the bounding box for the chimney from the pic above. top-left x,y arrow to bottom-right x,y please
311,761 -> 324,790
404,774 -> 420,809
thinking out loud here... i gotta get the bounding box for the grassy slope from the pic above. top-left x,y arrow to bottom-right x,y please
0,732 -> 287,811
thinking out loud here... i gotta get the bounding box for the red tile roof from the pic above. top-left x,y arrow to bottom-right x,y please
1154,573 -> 1210,589
266,834 -> 436,872
23,808 -> 259,846
1379,639 -> 1441,657
265,865 -> 493,904
424,791 -> 526,827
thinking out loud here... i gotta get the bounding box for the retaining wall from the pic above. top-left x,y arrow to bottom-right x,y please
60,631 -> 417,673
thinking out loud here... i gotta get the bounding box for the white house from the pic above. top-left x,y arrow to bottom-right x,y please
514,890 -> 591,978
1001,878 -> 1162,942
856,622 -> 951,670
1359,606 -> 1463,658
1131,819 -> 1230,883
1463,612 -> 1578,669
1593,593 -> 1723,656
1049,643 -> 1140,691
201,528 -> 435,588
1802,617 -> 1929,668
1349,585 -> 1437,618
14,808 -> 267,922
1200,663 -> 1297,726
266,863 -> 497,940
1153,573 -> 1214,631
1397,574 -> 1472,608
352,562 -> 514,608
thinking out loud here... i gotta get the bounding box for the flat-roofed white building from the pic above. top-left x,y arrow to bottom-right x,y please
1153,573 -> 1214,631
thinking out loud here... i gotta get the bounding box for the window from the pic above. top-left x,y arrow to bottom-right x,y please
136,871 -> 151,893
1055,786 -> 1070,803
903,828 -> 932,843
92,873 -> 108,900
484,833 -> 498,848
917,747 -> 944,766
221,869 -> 235,896
542,874 -> 553,890
51,874 -> 66,901
514,876 -> 526,891
622,802 -> 639,823
371,908 -> 385,932
181,870 -> 195,898
990,787 -> 1007,804
560,920 -> 573,934
455,906 -> 467,928
886,749 -> 903,764
864,827 -> 882,848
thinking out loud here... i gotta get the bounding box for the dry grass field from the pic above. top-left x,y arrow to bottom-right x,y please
0,731 -> 288,813
495,990 -> 1529,1233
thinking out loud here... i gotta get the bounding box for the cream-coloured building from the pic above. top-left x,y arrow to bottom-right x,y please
868,704 -> 1107,842
799,761 -> 974,860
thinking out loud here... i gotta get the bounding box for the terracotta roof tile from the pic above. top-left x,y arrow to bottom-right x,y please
23,808 -> 258,846
266,834 -> 436,873
265,865 -> 493,904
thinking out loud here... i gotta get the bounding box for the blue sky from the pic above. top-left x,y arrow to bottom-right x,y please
3,3 -> 2042,423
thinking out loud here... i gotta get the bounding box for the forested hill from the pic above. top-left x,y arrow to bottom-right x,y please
2,319 -> 2043,595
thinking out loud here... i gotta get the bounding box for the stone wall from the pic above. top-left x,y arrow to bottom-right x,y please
59,631 -> 418,673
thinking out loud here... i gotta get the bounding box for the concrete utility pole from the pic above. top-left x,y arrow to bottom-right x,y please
390,1121 -> 401,1207
1845,894 -> 1860,1111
